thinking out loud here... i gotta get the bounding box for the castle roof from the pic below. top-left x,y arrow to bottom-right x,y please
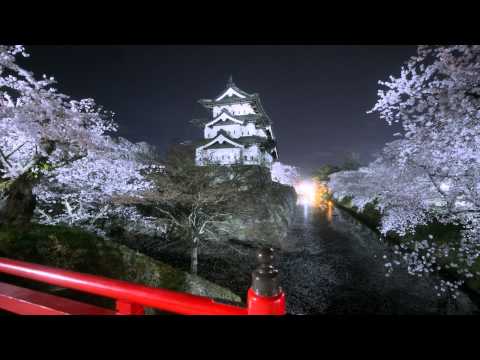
201,141 -> 240,149
197,131 -> 244,150
214,76 -> 255,101
197,110 -> 271,130
206,109 -> 244,127
197,129 -> 272,150
197,77 -> 273,126
235,113 -> 271,128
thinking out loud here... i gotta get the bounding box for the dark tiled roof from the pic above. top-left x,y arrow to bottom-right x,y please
208,118 -> 242,127
234,136 -> 268,147
236,113 -> 270,128
198,130 -> 241,148
198,129 -> 268,149
201,141 -> 240,149
206,110 -> 270,129
213,77 -> 255,101
198,80 -> 273,128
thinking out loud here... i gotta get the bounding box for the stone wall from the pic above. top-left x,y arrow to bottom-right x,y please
214,167 -> 297,247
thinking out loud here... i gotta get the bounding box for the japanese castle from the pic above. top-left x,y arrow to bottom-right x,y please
195,77 -> 278,168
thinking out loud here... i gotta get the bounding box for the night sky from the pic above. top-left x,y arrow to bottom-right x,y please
21,45 -> 417,176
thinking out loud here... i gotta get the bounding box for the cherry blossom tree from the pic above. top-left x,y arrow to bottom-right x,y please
271,161 -> 300,187
0,45 -> 116,226
34,137 -> 157,235
118,144 -> 258,274
330,45 -> 480,295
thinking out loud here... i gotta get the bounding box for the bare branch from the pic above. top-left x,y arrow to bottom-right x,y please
5,141 -> 28,160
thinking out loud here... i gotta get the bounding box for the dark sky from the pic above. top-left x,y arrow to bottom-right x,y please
22,45 -> 416,176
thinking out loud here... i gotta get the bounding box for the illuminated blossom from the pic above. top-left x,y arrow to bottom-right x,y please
329,45 -> 480,295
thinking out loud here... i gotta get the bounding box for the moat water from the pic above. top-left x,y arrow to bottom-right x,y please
154,205 -> 478,314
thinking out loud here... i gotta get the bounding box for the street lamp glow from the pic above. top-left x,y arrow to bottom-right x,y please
295,180 -> 316,206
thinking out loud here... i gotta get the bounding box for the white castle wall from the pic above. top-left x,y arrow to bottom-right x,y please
196,147 -> 242,166
213,103 -> 255,117
255,127 -> 267,138
244,146 -> 273,168
205,123 -> 268,139
205,124 -> 243,139
195,86 -> 274,168
196,144 -> 273,167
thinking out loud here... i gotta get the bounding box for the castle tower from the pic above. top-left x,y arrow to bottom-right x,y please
195,77 -> 278,168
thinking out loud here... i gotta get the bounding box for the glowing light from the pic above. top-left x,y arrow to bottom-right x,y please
326,200 -> 333,223
294,179 -> 334,210
295,180 -> 316,206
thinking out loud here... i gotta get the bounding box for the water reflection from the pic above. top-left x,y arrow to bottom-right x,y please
295,179 -> 334,223
303,203 -> 309,220
315,200 -> 334,223
326,201 -> 333,223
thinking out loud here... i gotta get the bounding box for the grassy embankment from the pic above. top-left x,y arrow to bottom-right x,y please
0,223 -> 241,312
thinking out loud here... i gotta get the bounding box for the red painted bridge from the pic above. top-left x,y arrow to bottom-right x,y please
0,248 -> 285,315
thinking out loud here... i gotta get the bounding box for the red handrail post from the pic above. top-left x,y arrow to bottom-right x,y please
247,248 -> 286,315
0,256 -> 286,315
116,300 -> 145,315
247,288 -> 286,315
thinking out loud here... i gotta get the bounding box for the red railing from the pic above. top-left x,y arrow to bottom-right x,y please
0,248 -> 286,315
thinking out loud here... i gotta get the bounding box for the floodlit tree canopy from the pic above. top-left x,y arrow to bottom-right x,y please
329,45 -> 480,295
0,45 -> 153,228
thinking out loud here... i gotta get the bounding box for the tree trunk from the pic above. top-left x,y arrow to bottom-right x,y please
0,173 -> 36,228
191,237 -> 199,275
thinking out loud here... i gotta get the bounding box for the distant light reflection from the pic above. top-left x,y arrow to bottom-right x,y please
294,179 -> 334,222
